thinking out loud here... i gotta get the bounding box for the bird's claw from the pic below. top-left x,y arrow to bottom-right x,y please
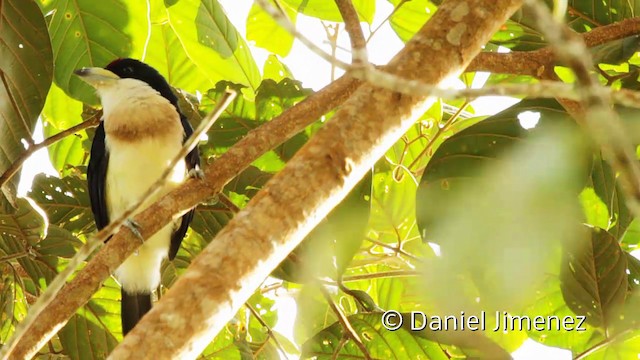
188,168 -> 205,180
124,219 -> 144,241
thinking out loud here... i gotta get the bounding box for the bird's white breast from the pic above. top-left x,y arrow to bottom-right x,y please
101,80 -> 187,294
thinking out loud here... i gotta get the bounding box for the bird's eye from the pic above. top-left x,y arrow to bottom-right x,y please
123,67 -> 133,74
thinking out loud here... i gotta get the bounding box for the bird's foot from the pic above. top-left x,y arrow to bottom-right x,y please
188,168 -> 205,180
124,219 -> 144,241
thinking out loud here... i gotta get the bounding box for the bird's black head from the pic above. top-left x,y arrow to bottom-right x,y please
105,58 -> 179,108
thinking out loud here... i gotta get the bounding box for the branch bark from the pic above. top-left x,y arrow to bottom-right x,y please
108,0 -> 524,358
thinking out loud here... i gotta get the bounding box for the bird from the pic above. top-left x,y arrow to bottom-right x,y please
75,58 -> 200,335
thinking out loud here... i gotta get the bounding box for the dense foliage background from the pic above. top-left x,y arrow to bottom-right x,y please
1,0 -> 640,358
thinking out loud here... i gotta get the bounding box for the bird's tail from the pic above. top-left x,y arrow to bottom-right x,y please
121,289 -> 152,335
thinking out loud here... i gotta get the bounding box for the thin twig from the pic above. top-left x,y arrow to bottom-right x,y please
574,328 -> 634,360
318,284 -> 371,360
0,113 -> 101,189
245,303 -> 291,360
341,270 -> 421,282
335,0 -> 368,65
0,91 -> 236,359
407,100 -> 469,173
364,236 -> 421,262
366,0 -> 410,44
322,22 -> 340,82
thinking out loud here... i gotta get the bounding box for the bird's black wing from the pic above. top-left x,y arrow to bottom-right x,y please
88,122 -> 110,230
168,114 -> 200,260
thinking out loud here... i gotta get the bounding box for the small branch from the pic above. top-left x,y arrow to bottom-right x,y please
246,303 -> 290,360
335,0 -> 368,65
0,114 -> 101,189
364,236 -> 422,262
407,100 -> 469,173
217,193 -> 240,213
322,22 -> 340,82
0,252 -> 30,263
318,284 -> 371,359
341,270 -> 421,283
574,328 -> 634,360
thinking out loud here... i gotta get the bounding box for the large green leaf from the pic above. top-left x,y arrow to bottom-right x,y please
247,1 -> 296,57
0,0 -> 53,211
41,83 -> 87,177
561,228 -> 628,329
28,174 -> 94,235
46,0 -> 134,104
524,275 -> 598,352
0,199 -> 53,287
417,99 -> 580,240
201,79 -> 310,171
167,0 -> 261,92
262,54 -> 294,82
58,278 -> 120,359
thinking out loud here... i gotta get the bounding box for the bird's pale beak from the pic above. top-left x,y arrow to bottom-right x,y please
74,67 -> 120,87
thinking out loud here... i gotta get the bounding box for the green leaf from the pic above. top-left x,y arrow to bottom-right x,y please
524,275 -> 597,351
561,228 -> 628,329
167,0 -> 262,92
41,83 -> 87,177
201,79 -> 310,171
38,225 -> 83,260
0,199 -> 54,286
626,253 -> 640,292
58,278 -> 120,359
247,1 -> 296,57
263,55 -> 294,82
0,0 -> 53,211
0,270 -> 29,344
566,0 -> 640,32
281,0 -> 375,24
301,313 -> 511,359
588,154 -> 632,239
273,172 -> 371,282
28,174 -> 94,235
387,0 -> 436,43
198,320 -> 245,359
579,187 -> 610,230
294,285 -> 335,345
46,0 -> 134,104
